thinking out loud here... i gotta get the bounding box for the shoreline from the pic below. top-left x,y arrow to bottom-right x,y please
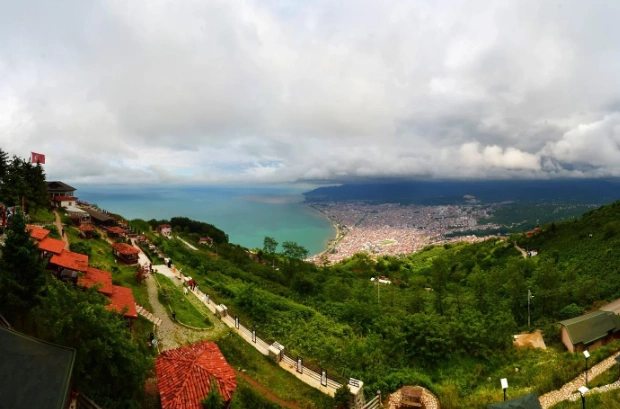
304,202 -> 343,259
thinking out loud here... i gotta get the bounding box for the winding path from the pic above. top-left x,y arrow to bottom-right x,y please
53,210 -> 70,250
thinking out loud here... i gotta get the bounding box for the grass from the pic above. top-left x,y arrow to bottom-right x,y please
217,329 -> 335,409
587,365 -> 620,389
551,388 -> 620,409
157,275 -> 212,328
29,208 -> 56,223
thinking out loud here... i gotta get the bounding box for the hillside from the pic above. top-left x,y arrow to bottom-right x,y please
152,200 -> 620,409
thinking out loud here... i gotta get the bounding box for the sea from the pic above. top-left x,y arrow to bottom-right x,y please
76,185 -> 335,256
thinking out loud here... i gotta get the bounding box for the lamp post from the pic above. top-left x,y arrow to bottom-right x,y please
578,386 -> 589,409
500,378 -> 508,401
583,350 -> 590,385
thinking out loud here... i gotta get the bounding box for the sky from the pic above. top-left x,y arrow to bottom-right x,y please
1,0 -> 620,185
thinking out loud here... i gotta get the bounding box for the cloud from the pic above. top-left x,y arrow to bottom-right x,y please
1,0 -> 620,184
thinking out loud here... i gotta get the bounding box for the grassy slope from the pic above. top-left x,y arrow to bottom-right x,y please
155,274 -> 211,328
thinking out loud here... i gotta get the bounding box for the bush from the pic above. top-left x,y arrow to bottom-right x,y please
558,303 -> 584,320
70,241 -> 92,257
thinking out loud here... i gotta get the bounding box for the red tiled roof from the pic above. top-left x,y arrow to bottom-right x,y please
156,341 -> 237,409
107,226 -> 126,234
78,225 -> 95,232
106,285 -> 138,318
38,237 -> 65,254
79,267 -> 114,295
112,243 -> 140,255
27,225 -> 50,241
158,224 -> 171,229
49,250 -> 89,272
51,196 -> 77,202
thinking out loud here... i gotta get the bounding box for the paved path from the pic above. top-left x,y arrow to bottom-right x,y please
177,237 -> 198,251
54,210 -> 70,250
514,243 -> 527,259
539,351 -> 620,408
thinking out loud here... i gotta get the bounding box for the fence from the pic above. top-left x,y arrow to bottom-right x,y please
361,392 -> 382,409
172,269 -> 367,405
77,393 -> 103,409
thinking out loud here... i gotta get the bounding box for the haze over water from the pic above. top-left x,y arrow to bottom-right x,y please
77,185 -> 335,256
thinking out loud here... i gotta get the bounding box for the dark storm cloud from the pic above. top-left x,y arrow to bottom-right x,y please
1,0 -> 620,184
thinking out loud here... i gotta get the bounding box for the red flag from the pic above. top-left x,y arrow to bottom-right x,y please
31,152 -> 46,164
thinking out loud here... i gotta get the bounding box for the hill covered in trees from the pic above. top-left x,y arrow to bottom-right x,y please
154,200 -> 620,408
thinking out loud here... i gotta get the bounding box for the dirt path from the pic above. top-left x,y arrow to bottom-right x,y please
234,370 -> 302,409
514,243 -> 527,259
53,210 -> 70,250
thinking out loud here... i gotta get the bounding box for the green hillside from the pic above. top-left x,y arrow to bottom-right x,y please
151,200 -> 620,409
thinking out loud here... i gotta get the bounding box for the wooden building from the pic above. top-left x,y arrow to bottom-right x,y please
84,208 -> 115,227
558,311 -> 620,353
156,341 -> 237,409
111,243 -> 140,264
49,250 -> 89,283
47,181 -> 76,198
78,224 -> 95,238
106,226 -> 127,238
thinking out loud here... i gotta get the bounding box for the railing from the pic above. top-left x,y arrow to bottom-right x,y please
361,393 -> 381,409
77,393 -> 103,409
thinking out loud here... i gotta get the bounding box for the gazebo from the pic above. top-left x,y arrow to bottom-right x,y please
78,224 -> 95,239
400,386 -> 424,409
156,341 -> 237,409
111,243 -> 140,264
106,226 -> 127,238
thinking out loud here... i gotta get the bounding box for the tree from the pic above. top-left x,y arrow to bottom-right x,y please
201,380 -> 225,409
263,236 -> 278,256
0,207 -> 46,317
23,161 -> 48,212
32,280 -> 149,409
282,241 -> 309,267
0,156 -> 29,207
0,147 -> 9,184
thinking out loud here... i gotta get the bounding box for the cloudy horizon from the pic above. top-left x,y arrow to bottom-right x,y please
2,0 -> 620,185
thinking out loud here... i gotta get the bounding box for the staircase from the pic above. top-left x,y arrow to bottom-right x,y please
135,303 -> 163,326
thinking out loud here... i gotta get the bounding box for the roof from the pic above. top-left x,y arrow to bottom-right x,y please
47,181 -> 77,192
51,196 -> 76,202
159,224 -> 172,229
50,250 -> 89,272
38,237 -> 66,254
559,311 -> 620,345
107,286 -> 138,318
107,226 -> 127,234
84,208 -> 114,223
0,326 -> 76,409
79,267 -> 114,296
112,242 -> 140,255
27,225 -> 50,241
78,225 -> 95,232
156,341 -> 237,409
488,393 -> 542,409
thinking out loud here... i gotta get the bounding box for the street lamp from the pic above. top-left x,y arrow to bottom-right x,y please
578,386 -> 589,409
500,378 -> 508,401
583,350 -> 590,385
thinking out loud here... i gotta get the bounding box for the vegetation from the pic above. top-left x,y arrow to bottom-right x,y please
0,149 -> 49,214
156,275 -> 211,328
201,380 -> 225,409
230,379 -> 284,409
154,201 -> 620,408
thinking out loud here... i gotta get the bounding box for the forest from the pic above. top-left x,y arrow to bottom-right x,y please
147,200 -> 620,408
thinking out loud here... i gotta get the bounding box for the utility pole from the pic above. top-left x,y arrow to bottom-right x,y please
528,289 -> 534,329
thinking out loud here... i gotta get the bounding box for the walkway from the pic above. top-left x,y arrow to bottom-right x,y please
53,210 -> 70,250
514,243 -> 527,259
539,351 -> 620,408
177,236 -> 198,251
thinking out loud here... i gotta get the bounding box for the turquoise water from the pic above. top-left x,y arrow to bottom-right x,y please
76,185 -> 335,256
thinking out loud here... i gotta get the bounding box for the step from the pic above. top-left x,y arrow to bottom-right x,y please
155,318 -> 162,326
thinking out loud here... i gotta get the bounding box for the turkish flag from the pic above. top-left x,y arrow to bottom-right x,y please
31,152 -> 46,164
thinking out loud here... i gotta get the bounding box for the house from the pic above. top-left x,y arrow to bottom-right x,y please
199,237 -> 213,246
27,225 -> 50,242
158,224 -> 172,236
488,392 -> 542,409
66,207 -> 90,225
0,326 -> 76,409
156,341 -> 237,409
106,226 -> 127,238
558,311 -> 620,353
47,181 -> 76,198
49,250 -> 89,283
111,243 -> 140,264
84,208 -> 115,227
78,267 -> 114,296
78,224 -> 96,238
50,196 -> 78,209
107,285 -> 138,327
38,237 -> 66,256
528,249 -> 538,257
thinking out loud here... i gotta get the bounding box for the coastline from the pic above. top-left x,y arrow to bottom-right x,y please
304,202 -> 343,259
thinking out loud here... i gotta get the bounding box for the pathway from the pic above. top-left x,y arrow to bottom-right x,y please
539,351 -> 620,408
177,236 -> 198,251
54,210 -> 70,250
514,243 -> 527,259
234,370 -> 302,409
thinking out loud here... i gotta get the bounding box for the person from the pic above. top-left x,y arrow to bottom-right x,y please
149,332 -> 154,341
149,263 -> 153,272
183,287 -> 188,296
151,338 -> 158,348
172,311 -> 176,321
61,228 -> 65,236
168,258 -> 172,268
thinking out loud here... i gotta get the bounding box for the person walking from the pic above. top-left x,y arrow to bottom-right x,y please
172,311 -> 176,321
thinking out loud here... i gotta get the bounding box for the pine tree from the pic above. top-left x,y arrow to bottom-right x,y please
24,161 -> 48,212
0,207 -> 46,316
0,148 -> 9,185
0,156 -> 29,207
